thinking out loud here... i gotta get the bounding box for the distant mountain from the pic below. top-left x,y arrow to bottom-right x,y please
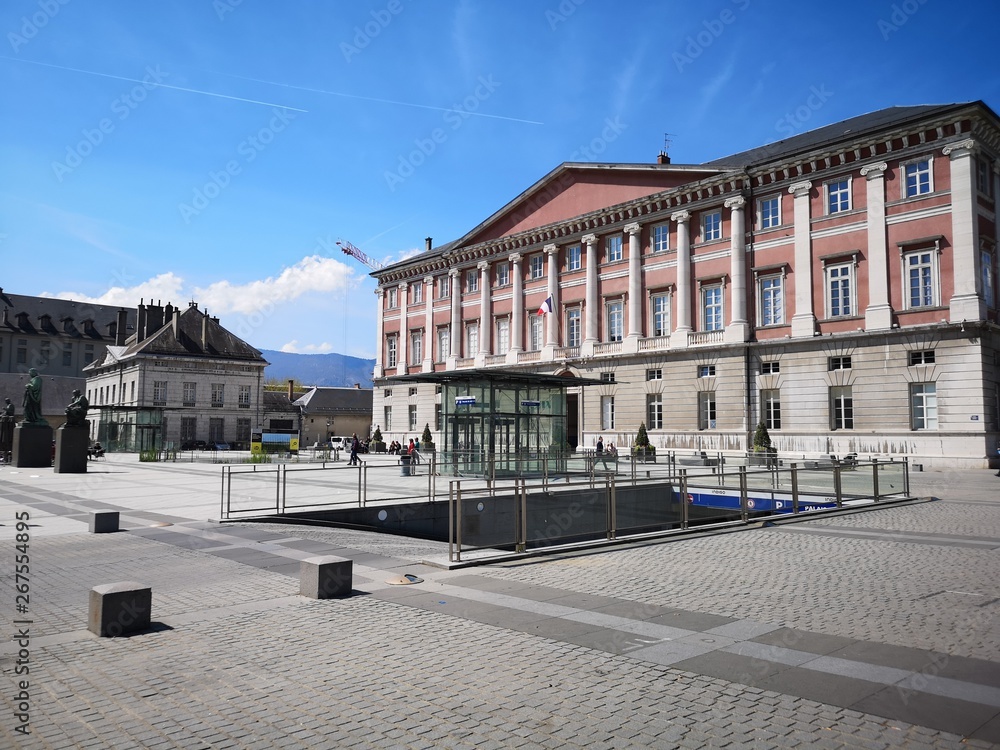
260,349 -> 375,388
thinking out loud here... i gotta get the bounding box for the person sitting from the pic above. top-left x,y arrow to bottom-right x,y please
88,441 -> 105,459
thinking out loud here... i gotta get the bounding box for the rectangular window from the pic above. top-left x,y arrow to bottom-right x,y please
238,385 -> 251,409
762,389 -> 781,430
601,395 -> 615,430
153,380 -> 167,406
40,342 -> 50,365
183,382 -> 197,406
759,196 -> 780,229
411,283 -> 423,304
759,275 -> 784,326
702,211 -> 721,241
438,275 -> 450,299
16,339 -> 26,365
607,300 -> 623,342
910,383 -> 938,430
827,263 -> 854,317
566,245 -> 581,271
236,417 -> 251,444
466,323 -> 479,357
409,387 -> 417,396
209,417 -> 225,443
180,417 -> 196,442
435,404 -> 442,431
646,369 -> 662,381
647,393 -> 663,429
702,285 -> 723,331
761,361 -> 780,374
904,159 -> 932,197
62,346 -> 72,367
909,350 -> 935,366
466,269 -> 479,293
606,235 -> 623,262
567,309 -> 581,347
651,293 -> 670,337
211,383 -> 224,407
384,405 -> 392,432
830,386 -> 854,429
408,404 -> 418,432
437,327 -> 450,362
652,224 -> 669,253
977,157 -> 994,197
829,356 -> 852,370
384,389 -> 392,398
698,392 -> 716,430
698,364 -> 716,377
130,381 -> 135,402
982,251 -> 995,308
905,250 -> 936,308
495,262 -> 510,287
84,344 -> 94,365
387,287 -> 398,308
600,372 -> 616,383
827,179 -> 850,214
529,254 -> 544,279
496,318 -> 510,355
386,336 -> 397,368
411,331 -> 423,365
529,316 -> 543,351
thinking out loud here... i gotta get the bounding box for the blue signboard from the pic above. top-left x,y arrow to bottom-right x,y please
521,400 -> 540,408
455,396 -> 476,406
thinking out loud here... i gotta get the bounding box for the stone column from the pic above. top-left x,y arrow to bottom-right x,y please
374,288 -> 385,378
788,181 -> 816,337
545,244 -> 560,349
583,233 -> 598,355
671,211 -> 691,348
724,196 -> 748,342
625,222 -> 642,352
422,276 -> 434,372
944,139 -> 985,321
397,282 -> 408,374
508,253 -> 523,363
448,269 -> 460,367
477,261 -> 490,364
861,162 -> 892,330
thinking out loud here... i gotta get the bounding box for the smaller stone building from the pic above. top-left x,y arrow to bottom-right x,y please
295,385 -> 373,446
84,301 -> 268,451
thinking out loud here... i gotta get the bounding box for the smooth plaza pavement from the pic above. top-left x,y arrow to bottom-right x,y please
0,452 -> 998,749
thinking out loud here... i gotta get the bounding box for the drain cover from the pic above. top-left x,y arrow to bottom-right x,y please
385,573 -> 423,585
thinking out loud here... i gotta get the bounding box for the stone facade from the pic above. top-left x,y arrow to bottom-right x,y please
373,102 -> 1000,468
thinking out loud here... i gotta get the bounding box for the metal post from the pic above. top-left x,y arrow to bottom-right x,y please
903,457 -> 909,496
448,481 -> 455,562
276,464 -> 282,515
680,469 -> 688,530
608,474 -> 617,540
739,466 -> 748,523
362,463 -> 367,507
222,466 -> 229,519
790,463 -> 799,514
872,458 -> 880,501
427,453 -> 433,503
834,461 -> 843,508
455,481 -> 463,561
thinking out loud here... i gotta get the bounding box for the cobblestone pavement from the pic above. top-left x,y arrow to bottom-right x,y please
0,457 -> 998,748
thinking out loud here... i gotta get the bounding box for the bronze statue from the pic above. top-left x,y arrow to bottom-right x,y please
65,389 -> 89,427
0,397 -> 13,460
21,368 -> 46,425
2,397 -> 13,417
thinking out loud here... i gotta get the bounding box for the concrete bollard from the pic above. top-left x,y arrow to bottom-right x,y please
89,510 -> 120,534
300,556 -> 353,599
89,582 -> 152,637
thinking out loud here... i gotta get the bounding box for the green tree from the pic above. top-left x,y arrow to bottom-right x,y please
753,421 -> 772,452
421,423 -> 435,450
633,422 -> 654,454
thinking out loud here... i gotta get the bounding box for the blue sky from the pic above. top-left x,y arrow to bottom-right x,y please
2,0 -> 998,360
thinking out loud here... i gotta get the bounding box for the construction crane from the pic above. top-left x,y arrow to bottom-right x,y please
336,239 -> 384,271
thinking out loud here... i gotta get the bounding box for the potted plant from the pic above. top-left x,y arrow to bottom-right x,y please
751,421 -> 775,466
371,426 -> 386,454
633,422 -> 656,462
420,423 -> 435,453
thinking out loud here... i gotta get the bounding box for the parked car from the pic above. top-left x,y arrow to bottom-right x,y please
212,442 -> 231,451
181,440 -> 207,451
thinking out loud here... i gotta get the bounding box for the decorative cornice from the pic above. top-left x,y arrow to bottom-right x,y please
624,222 -> 641,234
508,252 -> 522,263
943,138 -> 977,157
477,261 -> 489,272
582,233 -> 597,245
543,243 -> 558,255
448,268 -> 460,278
723,195 -> 746,210
670,210 -> 690,223
860,161 -> 888,179
375,287 -> 385,298
397,281 -> 408,290
423,275 -> 433,285
788,180 -> 812,197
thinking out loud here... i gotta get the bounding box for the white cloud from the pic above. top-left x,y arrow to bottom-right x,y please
42,272 -> 186,306
280,340 -> 335,354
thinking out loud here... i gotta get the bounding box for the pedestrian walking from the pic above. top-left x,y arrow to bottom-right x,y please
349,433 -> 360,466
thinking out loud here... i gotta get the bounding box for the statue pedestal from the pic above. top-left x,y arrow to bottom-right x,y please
55,423 -> 90,474
12,424 -> 54,468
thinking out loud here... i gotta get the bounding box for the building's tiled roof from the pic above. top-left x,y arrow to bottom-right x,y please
116,304 -> 266,362
294,386 -> 373,414
0,290 -> 135,340
263,390 -> 301,412
705,103 -> 977,167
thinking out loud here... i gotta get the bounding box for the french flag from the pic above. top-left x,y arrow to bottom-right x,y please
537,296 -> 553,316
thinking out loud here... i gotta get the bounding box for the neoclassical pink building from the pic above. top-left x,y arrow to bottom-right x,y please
372,102 -> 1000,468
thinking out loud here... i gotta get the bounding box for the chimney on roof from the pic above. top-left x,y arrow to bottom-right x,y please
657,151 -> 671,165
425,237 -> 432,252
115,309 -> 128,346
354,383 -> 360,389
287,379 -> 294,400
137,301 -> 147,341
171,308 -> 180,337
201,310 -> 209,350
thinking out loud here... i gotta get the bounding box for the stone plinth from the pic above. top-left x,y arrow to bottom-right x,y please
300,556 -> 353,599
88,582 -> 152,637
12,423 -> 53,468
55,423 -> 90,474
89,510 -> 120,534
